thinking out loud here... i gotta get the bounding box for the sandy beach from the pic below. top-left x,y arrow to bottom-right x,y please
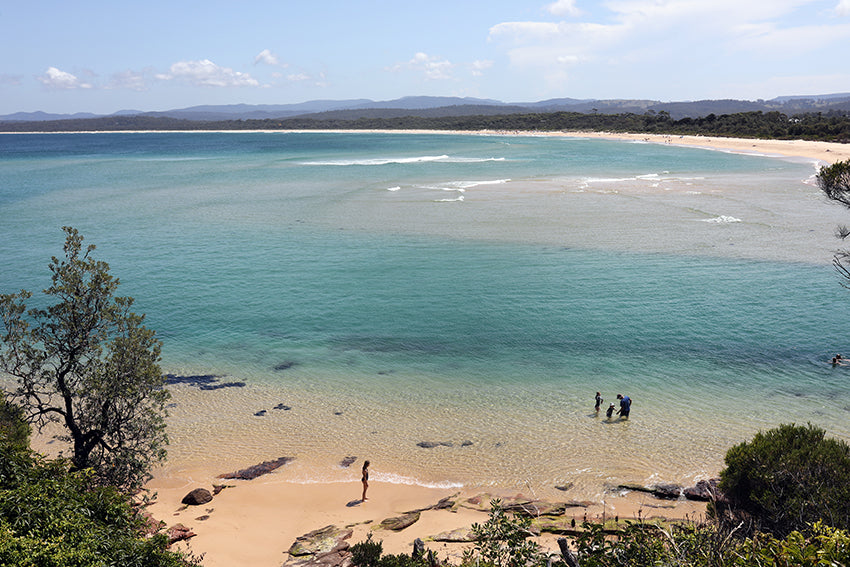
145,471 -> 709,567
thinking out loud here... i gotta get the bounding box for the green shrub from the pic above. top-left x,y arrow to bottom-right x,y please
350,534 -> 429,567
0,399 -> 29,453
719,423 -> 850,537
0,442 -> 197,567
464,499 -> 544,567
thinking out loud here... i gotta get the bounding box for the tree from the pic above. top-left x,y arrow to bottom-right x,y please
0,226 -> 169,491
718,423 -> 850,537
817,160 -> 850,286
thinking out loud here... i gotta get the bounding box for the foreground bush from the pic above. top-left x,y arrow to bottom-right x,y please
0,440 -> 197,567
718,423 -> 850,537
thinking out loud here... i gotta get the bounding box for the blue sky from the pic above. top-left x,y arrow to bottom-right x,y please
1,0 -> 849,115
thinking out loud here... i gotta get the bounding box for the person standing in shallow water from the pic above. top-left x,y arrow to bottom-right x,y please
595,392 -> 603,413
361,460 -> 370,502
616,394 -> 631,419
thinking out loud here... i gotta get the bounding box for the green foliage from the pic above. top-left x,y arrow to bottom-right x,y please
0,399 -> 30,453
718,423 -> 850,537
350,534 -> 429,567
817,159 -> 850,207
464,499 -> 544,567
0,227 -> 170,491
0,442 -> 196,567
568,518 -> 850,567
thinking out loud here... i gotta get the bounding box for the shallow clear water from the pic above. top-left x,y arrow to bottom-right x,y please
2,131 -> 849,499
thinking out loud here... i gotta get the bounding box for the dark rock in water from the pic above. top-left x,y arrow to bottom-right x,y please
339,456 -> 357,468
199,381 -> 246,390
416,441 -> 453,449
684,478 -> 722,501
554,483 -> 574,492
377,510 -> 420,531
181,488 -> 213,506
254,410 -> 267,417
274,361 -> 298,371
164,374 -> 246,390
218,456 -> 294,480
333,410 -> 343,416
651,483 -> 683,499
617,482 -> 654,494
461,440 -> 473,447
274,403 -> 292,410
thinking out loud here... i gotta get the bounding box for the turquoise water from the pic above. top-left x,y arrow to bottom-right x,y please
2,132 -> 849,498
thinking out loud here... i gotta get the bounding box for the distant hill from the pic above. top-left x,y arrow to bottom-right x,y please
2,94 -> 850,130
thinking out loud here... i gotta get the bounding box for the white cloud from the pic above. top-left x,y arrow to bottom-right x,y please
255,49 -> 286,67
837,0 -> 850,16
389,52 -> 454,80
107,70 -> 148,91
37,67 -> 92,90
157,60 -> 260,87
471,60 -> 493,76
547,0 -> 581,17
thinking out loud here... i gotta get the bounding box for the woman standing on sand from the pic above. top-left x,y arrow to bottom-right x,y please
361,460 -> 370,502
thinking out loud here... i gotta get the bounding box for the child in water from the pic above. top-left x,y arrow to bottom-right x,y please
606,403 -> 615,419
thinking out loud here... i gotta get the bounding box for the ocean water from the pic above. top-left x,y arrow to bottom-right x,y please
2,131 -> 850,499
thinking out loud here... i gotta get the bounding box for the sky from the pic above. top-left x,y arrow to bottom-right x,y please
1,0 -> 850,115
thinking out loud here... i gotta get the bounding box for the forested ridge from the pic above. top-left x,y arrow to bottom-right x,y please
1,109 -> 849,142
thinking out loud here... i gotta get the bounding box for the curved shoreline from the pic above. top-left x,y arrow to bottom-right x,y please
5,128 -> 849,164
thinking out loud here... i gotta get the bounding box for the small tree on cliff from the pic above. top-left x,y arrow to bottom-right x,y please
817,159 -> 850,286
0,227 -> 169,491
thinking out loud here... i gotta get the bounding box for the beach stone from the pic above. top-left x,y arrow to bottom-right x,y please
218,456 -> 294,480
287,525 -> 353,557
650,483 -> 683,500
429,527 -> 475,542
684,478 -> 721,501
416,441 -> 453,449
274,361 -> 298,371
255,410 -> 267,416
375,510 -> 420,531
274,403 -> 292,410
181,488 -> 213,506
166,523 -> 196,544
554,483 -> 574,492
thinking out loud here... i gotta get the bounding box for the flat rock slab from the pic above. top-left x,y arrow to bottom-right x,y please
375,511 -> 421,531
218,456 -> 294,480
288,525 -> 353,557
429,527 -> 476,542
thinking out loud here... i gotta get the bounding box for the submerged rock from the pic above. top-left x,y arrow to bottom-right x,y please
416,441 -> 453,449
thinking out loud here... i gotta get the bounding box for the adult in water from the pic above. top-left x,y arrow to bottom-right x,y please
595,392 -> 603,413
616,394 -> 631,419
361,460 -> 370,502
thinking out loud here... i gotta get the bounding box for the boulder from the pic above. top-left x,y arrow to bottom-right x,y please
181,488 -> 213,506
650,483 -> 683,500
166,523 -> 196,544
429,527 -> 476,542
684,478 -> 722,502
375,511 -> 420,531
288,525 -> 353,557
218,456 -> 294,480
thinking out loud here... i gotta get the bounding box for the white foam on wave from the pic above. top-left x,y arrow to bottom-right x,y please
301,155 -> 449,166
373,471 -> 464,489
435,195 -> 465,202
423,179 -> 510,191
700,215 -> 742,224
386,186 -> 401,192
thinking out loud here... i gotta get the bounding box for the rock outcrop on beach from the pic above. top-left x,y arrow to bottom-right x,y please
376,511 -> 421,531
285,525 -> 353,567
181,488 -> 213,506
218,456 -> 294,480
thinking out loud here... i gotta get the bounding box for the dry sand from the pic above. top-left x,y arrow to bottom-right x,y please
145,471 -> 708,567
